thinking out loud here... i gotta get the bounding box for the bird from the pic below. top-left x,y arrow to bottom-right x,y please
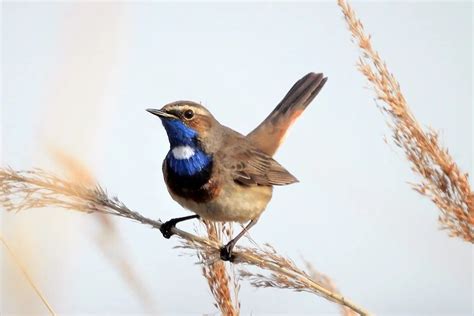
147,72 -> 327,261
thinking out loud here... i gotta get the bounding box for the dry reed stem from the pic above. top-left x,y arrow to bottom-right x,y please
0,233 -> 57,316
303,261 -> 357,316
236,244 -> 364,314
338,0 -> 473,242
0,167 -> 370,315
198,221 -> 240,315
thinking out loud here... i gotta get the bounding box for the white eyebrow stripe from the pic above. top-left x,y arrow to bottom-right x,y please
171,145 -> 195,160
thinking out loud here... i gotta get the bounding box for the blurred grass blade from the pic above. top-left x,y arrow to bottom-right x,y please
51,149 -> 157,312
0,233 -> 57,316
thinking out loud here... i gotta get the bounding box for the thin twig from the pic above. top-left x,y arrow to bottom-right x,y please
337,0 -> 473,242
0,167 -> 370,315
0,233 -> 57,316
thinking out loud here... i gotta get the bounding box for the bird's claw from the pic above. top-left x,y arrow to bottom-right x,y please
220,243 -> 235,262
160,220 -> 177,239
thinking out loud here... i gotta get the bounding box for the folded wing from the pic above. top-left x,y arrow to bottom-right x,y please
221,144 -> 298,186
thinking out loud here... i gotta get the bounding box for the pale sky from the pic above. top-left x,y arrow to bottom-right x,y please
1,1 -> 472,315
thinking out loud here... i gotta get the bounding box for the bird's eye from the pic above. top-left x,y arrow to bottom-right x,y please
183,109 -> 194,120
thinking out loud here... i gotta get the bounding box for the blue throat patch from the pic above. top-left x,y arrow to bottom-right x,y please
162,119 -> 212,176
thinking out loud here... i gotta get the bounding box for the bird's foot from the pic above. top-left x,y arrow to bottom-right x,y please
160,219 -> 178,239
160,215 -> 200,239
220,243 -> 236,262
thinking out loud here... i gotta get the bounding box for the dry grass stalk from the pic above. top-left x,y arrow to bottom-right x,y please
303,261 -> 357,316
0,233 -> 57,316
337,0 -> 473,242
237,244 -> 364,315
0,167 -> 370,315
198,221 -> 240,315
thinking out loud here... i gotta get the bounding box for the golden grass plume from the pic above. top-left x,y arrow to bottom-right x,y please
237,244 -> 362,315
198,221 -> 240,315
338,0 -> 473,242
0,167 -> 370,315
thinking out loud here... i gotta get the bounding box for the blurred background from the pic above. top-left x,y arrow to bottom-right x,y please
1,1 -> 472,315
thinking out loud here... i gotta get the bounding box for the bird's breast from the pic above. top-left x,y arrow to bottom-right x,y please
163,158 -> 220,203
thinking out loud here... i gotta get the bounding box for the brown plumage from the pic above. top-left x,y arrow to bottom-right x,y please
219,140 -> 298,186
147,72 -> 327,260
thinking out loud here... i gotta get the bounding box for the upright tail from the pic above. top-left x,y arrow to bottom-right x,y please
246,72 -> 328,156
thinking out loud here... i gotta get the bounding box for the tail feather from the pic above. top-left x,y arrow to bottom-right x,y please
247,72 -> 327,156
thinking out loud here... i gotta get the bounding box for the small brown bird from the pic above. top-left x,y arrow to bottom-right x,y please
147,72 -> 327,261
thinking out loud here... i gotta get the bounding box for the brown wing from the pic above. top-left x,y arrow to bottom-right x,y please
221,143 -> 298,186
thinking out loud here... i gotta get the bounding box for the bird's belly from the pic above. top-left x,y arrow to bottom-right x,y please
169,182 -> 273,223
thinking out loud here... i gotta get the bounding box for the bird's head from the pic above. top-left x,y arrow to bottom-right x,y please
147,101 -> 217,148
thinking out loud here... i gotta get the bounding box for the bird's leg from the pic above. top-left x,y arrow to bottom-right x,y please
160,214 -> 200,239
220,217 -> 259,262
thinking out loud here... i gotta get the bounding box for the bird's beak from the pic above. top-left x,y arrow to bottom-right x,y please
146,108 -> 178,119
